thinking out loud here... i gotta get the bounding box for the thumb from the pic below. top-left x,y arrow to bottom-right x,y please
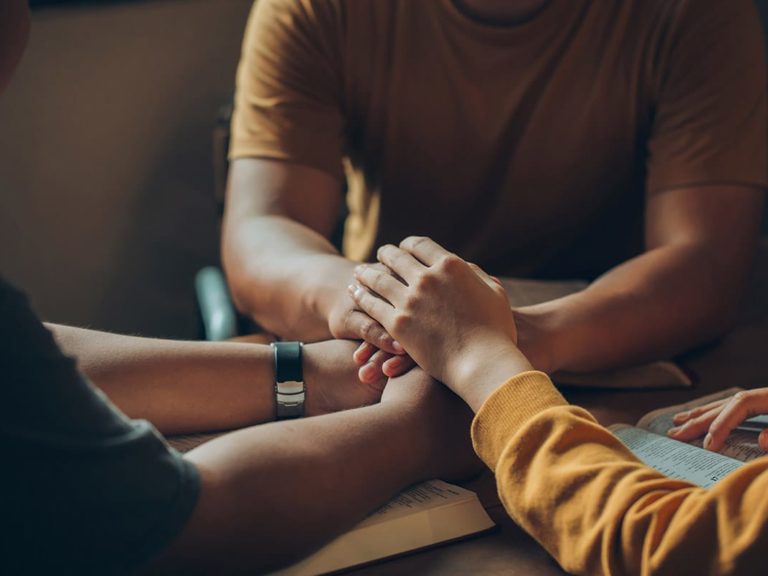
758,429 -> 768,452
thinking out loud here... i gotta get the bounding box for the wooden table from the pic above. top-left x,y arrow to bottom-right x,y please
344,244 -> 768,575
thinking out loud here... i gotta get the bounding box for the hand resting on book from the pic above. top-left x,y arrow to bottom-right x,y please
668,388 -> 768,453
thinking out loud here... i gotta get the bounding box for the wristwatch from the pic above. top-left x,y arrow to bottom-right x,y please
270,341 -> 305,419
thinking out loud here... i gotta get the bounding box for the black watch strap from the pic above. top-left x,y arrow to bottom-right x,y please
271,341 -> 305,419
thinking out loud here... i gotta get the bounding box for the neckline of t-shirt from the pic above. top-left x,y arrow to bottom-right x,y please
440,0 -> 574,43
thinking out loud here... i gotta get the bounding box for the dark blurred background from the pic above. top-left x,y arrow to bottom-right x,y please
1,0 -> 766,339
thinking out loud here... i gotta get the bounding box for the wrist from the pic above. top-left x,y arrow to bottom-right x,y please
270,341 -> 306,420
514,307 -> 558,373
447,336 -> 533,413
308,257 -> 358,328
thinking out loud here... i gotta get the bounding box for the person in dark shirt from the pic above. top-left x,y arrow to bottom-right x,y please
0,4 -> 477,573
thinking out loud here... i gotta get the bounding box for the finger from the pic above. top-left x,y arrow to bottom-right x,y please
400,236 -> 452,266
342,294 -> 402,354
353,341 -> 377,366
353,264 -> 408,306
667,406 -> 721,441
375,244 -> 425,285
759,429 -> 768,452
382,354 -> 416,378
672,399 -> 728,425
359,349 -> 393,384
706,392 -> 762,452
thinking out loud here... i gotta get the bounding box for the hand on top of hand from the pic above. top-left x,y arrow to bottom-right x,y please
326,261 -> 416,384
348,236 -> 521,390
668,388 -> 768,453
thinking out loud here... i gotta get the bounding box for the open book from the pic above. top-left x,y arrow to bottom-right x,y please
501,278 -> 692,389
610,387 -> 767,488
271,480 -> 495,576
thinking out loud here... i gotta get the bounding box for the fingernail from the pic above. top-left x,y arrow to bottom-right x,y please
391,340 -> 404,353
347,284 -> 356,294
354,264 -> 365,275
386,356 -> 402,370
667,426 -> 680,436
360,362 -> 377,381
703,433 -> 713,449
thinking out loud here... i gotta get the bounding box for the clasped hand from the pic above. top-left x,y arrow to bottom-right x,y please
347,236 -> 519,392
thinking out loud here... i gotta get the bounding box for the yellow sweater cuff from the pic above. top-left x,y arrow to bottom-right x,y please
471,370 -> 567,469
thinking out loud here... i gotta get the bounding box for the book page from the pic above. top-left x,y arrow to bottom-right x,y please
611,425 -> 743,488
357,480 -> 480,527
636,388 -> 765,462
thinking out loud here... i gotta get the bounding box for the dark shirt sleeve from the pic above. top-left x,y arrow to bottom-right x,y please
0,277 -> 200,575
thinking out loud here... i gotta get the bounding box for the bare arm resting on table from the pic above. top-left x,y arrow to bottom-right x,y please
222,158 -> 399,350
354,184 -> 763,377
149,369 -> 479,574
49,324 -> 385,435
514,184 -> 764,373
222,158 -> 414,381
48,324 -> 479,573
352,236 -> 768,575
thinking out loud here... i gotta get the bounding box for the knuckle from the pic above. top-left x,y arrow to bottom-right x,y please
392,312 -> 411,333
359,319 -> 377,340
402,235 -> 426,250
435,253 -> 462,273
403,293 -> 422,313
370,272 -> 386,294
730,393 -> 752,414
414,271 -> 434,291
376,244 -> 395,261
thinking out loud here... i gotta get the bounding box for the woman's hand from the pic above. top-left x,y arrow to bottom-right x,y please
668,388 -> 768,452
303,340 -> 387,416
352,341 -> 416,383
349,236 -> 532,409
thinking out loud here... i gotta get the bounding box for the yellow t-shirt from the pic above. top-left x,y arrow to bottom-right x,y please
231,0 -> 767,279
472,372 -> 768,575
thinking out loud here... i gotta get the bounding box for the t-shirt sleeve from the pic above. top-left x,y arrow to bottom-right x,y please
230,0 -> 346,179
646,0 -> 768,193
472,371 -> 768,575
0,277 -> 200,575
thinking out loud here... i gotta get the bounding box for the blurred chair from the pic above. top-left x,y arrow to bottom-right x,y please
195,100 -> 346,340
195,100 -> 243,341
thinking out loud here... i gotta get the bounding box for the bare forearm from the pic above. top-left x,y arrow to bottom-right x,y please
49,325 -> 377,434
517,242 -> 750,373
48,324 -> 274,434
158,401 -> 432,573
222,214 -> 354,340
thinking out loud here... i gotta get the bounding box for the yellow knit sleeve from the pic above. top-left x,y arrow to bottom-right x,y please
471,372 -> 768,575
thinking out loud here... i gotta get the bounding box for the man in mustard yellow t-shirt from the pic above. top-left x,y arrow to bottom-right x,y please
223,0 -> 767,380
